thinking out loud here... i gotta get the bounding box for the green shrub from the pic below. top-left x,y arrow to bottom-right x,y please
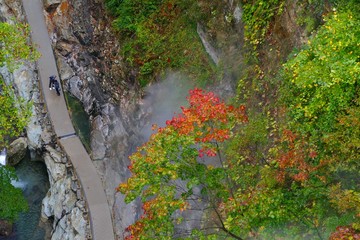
242,0 -> 285,51
105,0 -> 217,86
281,9 -> 360,137
0,166 -> 28,222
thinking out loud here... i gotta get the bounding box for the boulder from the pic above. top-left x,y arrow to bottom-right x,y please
2,0 -> 24,21
82,87 -> 96,114
45,145 -> 64,163
56,55 -> 75,81
42,177 -> 76,220
27,107 -> 43,150
0,220 -> 13,237
68,76 -> 83,101
13,65 -> 34,100
90,129 -> 106,160
51,215 -> 72,240
7,137 -> 27,166
56,40 -> 74,56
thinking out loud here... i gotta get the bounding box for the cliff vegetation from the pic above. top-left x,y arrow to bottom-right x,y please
0,22 -> 38,223
107,0 -> 359,238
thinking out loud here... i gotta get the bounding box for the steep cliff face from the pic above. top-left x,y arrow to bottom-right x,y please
43,0 -> 137,107
42,0 -> 313,238
43,0 -> 143,238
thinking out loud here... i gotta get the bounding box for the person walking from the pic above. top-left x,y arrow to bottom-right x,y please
49,75 -> 56,90
49,75 -> 61,96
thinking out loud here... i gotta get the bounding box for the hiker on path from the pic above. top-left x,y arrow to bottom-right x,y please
49,75 -> 61,96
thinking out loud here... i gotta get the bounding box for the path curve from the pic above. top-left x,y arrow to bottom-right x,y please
21,1 -> 115,239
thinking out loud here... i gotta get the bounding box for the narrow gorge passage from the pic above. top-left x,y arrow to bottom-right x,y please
21,0 -> 115,239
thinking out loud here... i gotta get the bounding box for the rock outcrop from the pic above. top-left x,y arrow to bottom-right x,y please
7,137 -> 28,166
42,146 -> 90,240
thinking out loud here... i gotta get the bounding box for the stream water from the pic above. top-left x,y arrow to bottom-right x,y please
2,152 -> 50,240
65,93 -> 91,152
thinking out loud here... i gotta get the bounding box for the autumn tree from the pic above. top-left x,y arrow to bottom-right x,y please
119,87 -> 358,239
117,1 -> 360,239
118,88 -> 248,239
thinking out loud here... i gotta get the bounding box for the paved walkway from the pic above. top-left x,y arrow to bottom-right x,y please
22,1 -> 115,239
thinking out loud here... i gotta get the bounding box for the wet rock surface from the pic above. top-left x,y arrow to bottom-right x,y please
7,137 -> 28,166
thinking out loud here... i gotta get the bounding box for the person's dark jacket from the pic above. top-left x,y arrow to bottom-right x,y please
49,76 -> 56,89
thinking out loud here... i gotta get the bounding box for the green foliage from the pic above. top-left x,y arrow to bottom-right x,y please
0,166 -> 28,222
278,3 -> 360,237
107,0 -> 163,36
242,0 -> 285,51
235,0 -> 287,115
0,22 -> 39,71
105,0 -> 217,86
227,111 -> 270,163
0,21 -> 37,148
0,77 -> 31,148
281,9 -> 360,138
324,97 -> 360,172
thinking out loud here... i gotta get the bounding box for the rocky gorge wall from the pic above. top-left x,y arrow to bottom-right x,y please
42,0 -> 143,238
0,0 -> 91,239
40,0 -> 243,237
1,0 -> 311,238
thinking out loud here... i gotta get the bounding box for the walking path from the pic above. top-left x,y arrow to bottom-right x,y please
22,1 -> 115,239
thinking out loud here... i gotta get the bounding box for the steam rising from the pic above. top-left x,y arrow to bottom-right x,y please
139,72 -> 194,140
